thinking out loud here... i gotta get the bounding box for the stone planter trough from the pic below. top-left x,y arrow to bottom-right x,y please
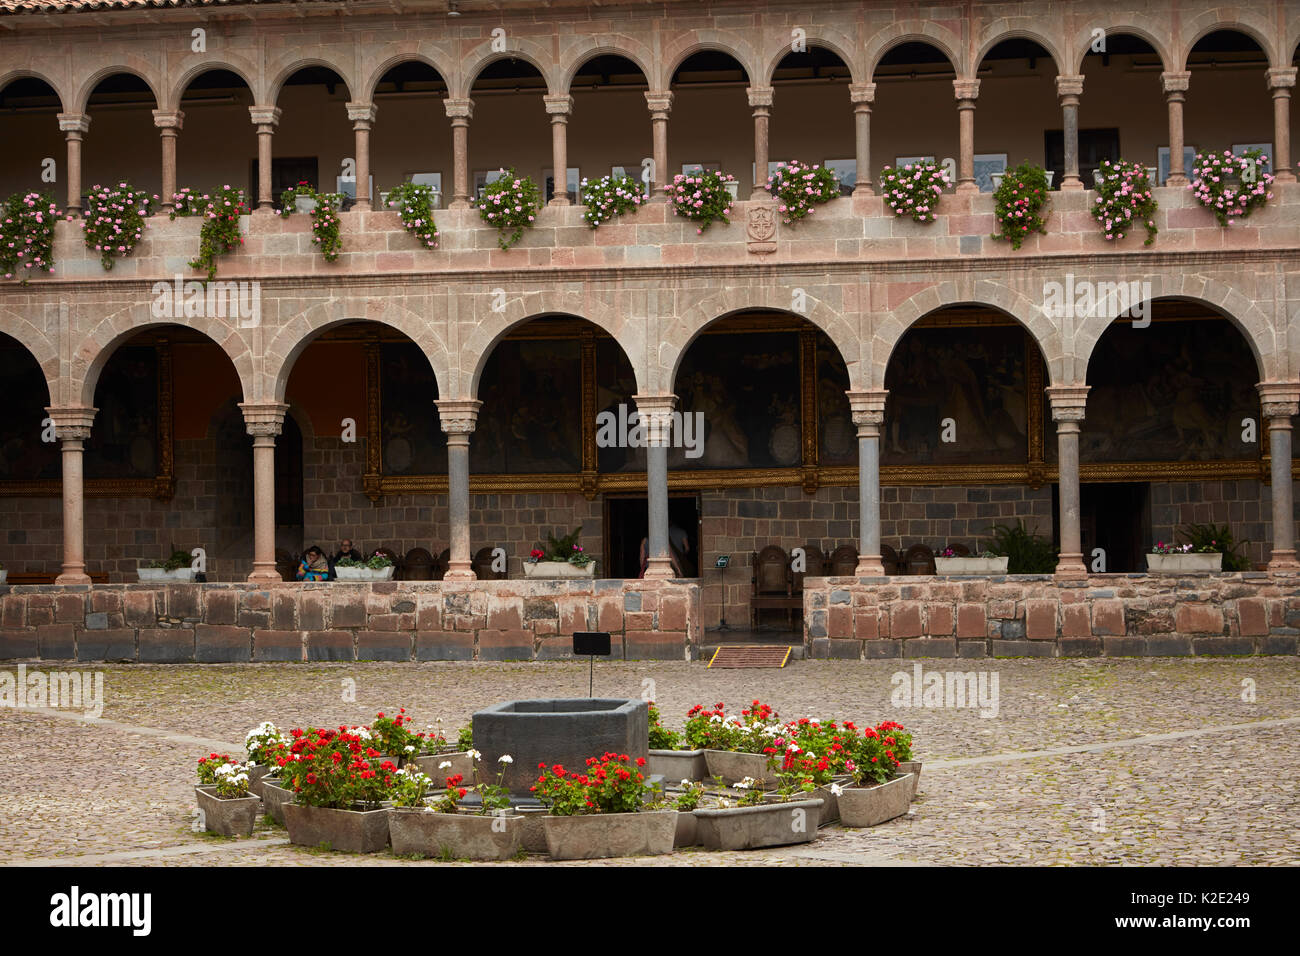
334,565 -> 395,581
389,809 -> 523,861
934,556 -> 1008,575
693,797 -> 823,850
648,748 -> 709,783
898,760 -> 922,799
413,751 -> 474,781
542,809 -> 677,860
765,779 -> 845,825
1146,552 -> 1222,573
137,567 -> 195,582
259,779 -> 294,825
195,785 -> 260,837
704,750 -> 778,788
837,773 -> 914,828
522,561 -> 596,579
282,803 -> 390,854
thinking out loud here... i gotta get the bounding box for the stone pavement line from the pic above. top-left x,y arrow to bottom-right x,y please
923,716 -> 1300,770
21,839 -> 293,867
20,706 -> 244,752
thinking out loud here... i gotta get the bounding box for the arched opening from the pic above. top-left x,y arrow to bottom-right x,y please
568,55 -> 651,197
975,39 -> 1061,189
84,72 -> 160,194
177,69 -> 255,196
881,305 -> 1052,571
1079,299 -> 1267,570
669,50 -> 751,183
370,60 -> 450,206
770,46 -> 854,192
0,332 -> 57,577
1184,31 -> 1274,179
871,42 -> 960,187
269,66 -> 352,204
468,57 -> 550,199
0,77 -> 64,197
1078,33 -> 1162,185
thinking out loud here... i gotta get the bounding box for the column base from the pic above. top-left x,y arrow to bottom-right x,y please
547,197 -> 570,207
1060,176 -> 1084,191
353,200 -> 373,212
444,561 -> 476,582
1274,171 -> 1297,183
851,184 -> 874,198
854,557 -> 885,577
450,199 -> 472,211
955,181 -> 979,194
247,568 -> 282,584
54,570 -> 92,586
1165,174 -> 1189,188
643,557 -> 674,579
1268,550 -> 1300,571
1053,555 -> 1088,580
253,204 -> 276,216
748,187 -> 771,201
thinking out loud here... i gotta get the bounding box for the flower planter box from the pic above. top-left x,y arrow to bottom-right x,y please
838,773 -> 914,828
194,786 -> 260,837
1146,552 -> 1222,573
413,751 -> 474,781
648,748 -> 709,783
293,196 -> 318,214
282,803 -> 390,854
260,779 -> 294,825
723,181 -> 740,200
764,780 -> 845,825
246,763 -> 271,798
137,567 -> 195,582
334,565 -> 395,581
522,561 -> 596,579
389,809 -> 523,861
703,750 -> 778,788
693,797 -> 823,850
991,171 -> 1054,189
514,805 -> 550,854
541,809 -> 677,860
674,808 -> 700,847
934,556 -> 1008,575
898,760 -> 922,799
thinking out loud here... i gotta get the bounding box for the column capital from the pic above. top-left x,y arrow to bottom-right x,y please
543,93 -> 574,116
240,402 -> 288,437
57,112 -> 91,134
346,101 -> 378,126
848,82 -> 876,106
1258,382 -> 1300,418
644,90 -> 674,115
152,109 -> 185,130
846,388 -> 888,425
444,97 -> 474,120
746,86 -> 774,110
248,105 -> 282,128
435,398 -> 482,434
1267,66 -> 1297,91
1055,74 -> 1084,100
45,405 -> 97,439
952,78 -> 980,103
633,393 -> 678,444
1046,384 -> 1090,422
1160,71 -> 1191,95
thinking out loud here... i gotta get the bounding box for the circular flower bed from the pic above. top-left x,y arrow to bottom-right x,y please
579,174 -> 646,228
767,160 -> 840,225
989,162 -> 1049,251
0,190 -> 60,281
1091,159 -> 1158,245
83,181 -> 154,270
877,160 -> 951,223
663,170 -> 736,234
477,168 -> 542,250
385,181 -> 439,249
1189,148 -> 1275,226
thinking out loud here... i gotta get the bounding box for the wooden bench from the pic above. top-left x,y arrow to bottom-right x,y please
750,545 -> 800,628
4,572 -> 110,585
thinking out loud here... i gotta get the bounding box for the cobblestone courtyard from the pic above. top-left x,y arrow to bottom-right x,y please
2,658 -> 1297,866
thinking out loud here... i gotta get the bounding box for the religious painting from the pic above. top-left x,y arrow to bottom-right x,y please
84,346 -> 159,480
0,339 -> 58,481
675,330 -> 801,470
595,336 -> 645,474
1080,319 -> 1259,463
379,342 -> 447,476
471,339 -> 582,474
882,325 -> 1028,465
817,332 -> 856,466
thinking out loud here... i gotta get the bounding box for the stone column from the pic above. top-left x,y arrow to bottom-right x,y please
1047,386 -> 1090,578
635,394 -> 677,578
1259,383 -> 1300,569
436,399 -> 481,581
47,407 -> 97,584
346,102 -> 377,211
644,91 -> 673,200
152,110 -> 185,211
1267,68 -> 1297,183
1161,72 -> 1191,187
445,98 -> 474,209
748,86 -> 774,199
849,83 -> 876,196
544,94 -> 574,206
847,389 -> 888,575
953,79 -> 980,193
240,403 -> 288,583
248,106 -> 282,212
1056,75 -> 1084,190
57,113 -> 90,213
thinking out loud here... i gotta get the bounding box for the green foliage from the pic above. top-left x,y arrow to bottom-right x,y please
1091,159 -> 1158,245
1179,522 -> 1251,571
149,548 -> 193,571
83,182 -> 154,270
385,181 -> 439,249
0,190 -> 60,282
647,702 -> 681,750
989,161 -> 1050,250
663,169 -> 736,233
457,724 -> 473,751
767,160 -> 840,225
988,521 -> 1058,574
476,168 -> 542,249
580,174 -> 647,228
170,185 -> 250,279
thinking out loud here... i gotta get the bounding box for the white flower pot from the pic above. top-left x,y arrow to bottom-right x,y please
1045,171 -> 1055,188
522,561 -> 595,579
334,565 -> 395,581
137,567 -> 195,582
723,181 -> 740,200
293,196 -> 318,214
1146,552 -> 1222,573
990,172 -> 1004,190
934,556 -> 1009,575
0,570 -> 7,585
837,774 -> 914,828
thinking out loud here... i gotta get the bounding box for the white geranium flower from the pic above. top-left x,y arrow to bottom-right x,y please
439,761 -> 452,770
830,782 -> 844,797
404,745 -> 415,753
735,776 -> 756,790
498,755 -> 513,764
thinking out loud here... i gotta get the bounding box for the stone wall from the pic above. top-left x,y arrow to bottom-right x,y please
0,578 -> 700,663
803,572 -> 1300,658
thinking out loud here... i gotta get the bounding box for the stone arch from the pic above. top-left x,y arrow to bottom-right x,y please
165,57 -> 258,112
359,50 -> 456,104
265,297 -> 450,403
72,304 -> 255,409
463,291 -> 638,398
265,57 -> 358,106
1177,12 -> 1278,70
558,39 -> 655,95
863,23 -> 965,78
0,306 -> 58,406
72,65 -> 162,115
0,68 -> 69,112
1068,22 -> 1174,74
974,25 -> 1067,76
873,282 -> 1063,389
1074,276 -> 1275,384
760,29 -> 863,87
660,32 -> 759,90
458,40 -> 560,99
663,287 -> 860,394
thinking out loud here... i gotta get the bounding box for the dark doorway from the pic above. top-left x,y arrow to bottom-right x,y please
250,156 -> 320,202
604,493 -> 700,578
276,414 -> 304,530
1044,127 -> 1120,188
1078,482 -> 1148,572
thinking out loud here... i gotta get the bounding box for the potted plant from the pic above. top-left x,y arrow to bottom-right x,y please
194,753 -> 260,837
663,170 -> 736,234
0,191 -> 60,283
646,702 -> 709,781
522,527 -> 597,578
1147,541 -> 1223,573
82,181 -> 154,270
170,184 -> 250,278
1090,159 -> 1158,245
692,780 -> 824,850
412,723 -> 475,779
989,162 -> 1050,250
988,521 -> 1058,574
279,181 -> 317,215
385,181 -> 439,250
389,753 -> 525,861
836,721 -> 915,827
137,549 -> 195,582
334,550 -> 395,581
767,160 -> 841,225
877,160 -> 952,223
532,753 -> 676,860
476,168 -> 542,250
579,173 -> 647,228
685,700 -> 783,787
279,726 -> 397,853
242,720 -> 289,796
934,547 -> 1009,575
1189,148 -> 1275,226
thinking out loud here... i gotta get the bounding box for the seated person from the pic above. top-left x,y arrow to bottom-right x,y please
296,546 -> 333,581
332,538 -> 362,564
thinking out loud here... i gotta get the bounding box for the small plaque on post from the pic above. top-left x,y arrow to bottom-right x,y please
573,631 -> 612,657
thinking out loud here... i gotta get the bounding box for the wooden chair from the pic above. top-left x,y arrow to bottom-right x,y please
376,547 -> 402,579
749,546 -> 799,629
904,543 -> 936,575
829,545 -> 859,577
792,545 -> 827,595
275,549 -> 298,582
473,546 -> 505,580
402,548 -> 435,581
880,544 -> 902,576
433,548 -> 451,581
